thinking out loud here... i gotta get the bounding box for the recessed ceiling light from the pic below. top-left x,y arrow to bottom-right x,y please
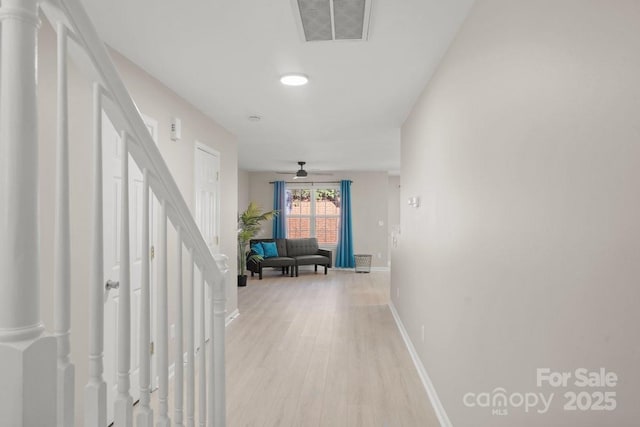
280,73 -> 309,86
247,115 -> 262,122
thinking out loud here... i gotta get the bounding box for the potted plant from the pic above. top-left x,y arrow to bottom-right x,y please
237,202 -> 278,286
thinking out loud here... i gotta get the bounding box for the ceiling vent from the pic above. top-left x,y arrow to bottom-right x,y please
293,0 -> 372,42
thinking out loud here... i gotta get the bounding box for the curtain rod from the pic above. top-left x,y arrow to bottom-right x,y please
269,180 -> 353,184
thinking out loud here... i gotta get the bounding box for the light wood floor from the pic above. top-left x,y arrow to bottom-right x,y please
225,269 -> 439,427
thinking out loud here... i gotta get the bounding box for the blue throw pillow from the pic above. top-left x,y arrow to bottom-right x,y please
250,243 -> 264,257
261,241 -> 279,258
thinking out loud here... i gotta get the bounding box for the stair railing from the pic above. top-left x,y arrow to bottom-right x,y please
0,0 -> 229,425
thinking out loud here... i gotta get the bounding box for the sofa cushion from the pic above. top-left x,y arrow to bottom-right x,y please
294,254 -> 330,266
274,238 -> 288,257
250,243 -> 264,257
259,256 -> 295,267
250,238 -> 288,257
262,241 -> 279,258
286,238 -> 319,257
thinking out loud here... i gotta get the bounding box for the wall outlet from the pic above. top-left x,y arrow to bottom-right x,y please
421,325 -> 425,342
396,287 -> 400,298
170,324 -> 175,339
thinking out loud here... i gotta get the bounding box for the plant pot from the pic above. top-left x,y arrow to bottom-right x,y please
237,275 -> 248,287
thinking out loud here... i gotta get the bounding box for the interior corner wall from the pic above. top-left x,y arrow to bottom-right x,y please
387,175 -> 401,266
36,21 -> 238,425
392,1 -> 640,426
238,168 -> 250,214
247,171 -> 391,268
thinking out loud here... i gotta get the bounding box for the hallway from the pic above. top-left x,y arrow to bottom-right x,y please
226,270 -> 438,427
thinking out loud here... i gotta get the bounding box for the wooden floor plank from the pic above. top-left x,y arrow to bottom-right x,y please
226,270 -> 440,427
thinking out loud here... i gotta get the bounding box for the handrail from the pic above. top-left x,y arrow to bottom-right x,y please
40,0 -> 224,287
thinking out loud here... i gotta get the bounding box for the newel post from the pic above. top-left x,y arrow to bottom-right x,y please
211,255 -> 229,427
0,0 -> 58,424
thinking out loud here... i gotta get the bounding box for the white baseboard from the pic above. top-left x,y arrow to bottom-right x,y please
333,267 -> 390,272
226,308 -> 240,326
388,301 -> 452,427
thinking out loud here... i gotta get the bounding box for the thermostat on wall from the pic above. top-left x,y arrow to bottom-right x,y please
170,117 -> 182,141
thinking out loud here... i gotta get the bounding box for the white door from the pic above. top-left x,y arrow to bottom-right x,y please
194,143 -> 220,344
103,114 -> 158,423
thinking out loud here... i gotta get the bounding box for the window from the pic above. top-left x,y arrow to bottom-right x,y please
286,186 -> 341,246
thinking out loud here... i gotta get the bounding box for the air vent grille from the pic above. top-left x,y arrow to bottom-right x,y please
297,0 -> 333,41
295,0 -> 371,42
333,0 -> 366,40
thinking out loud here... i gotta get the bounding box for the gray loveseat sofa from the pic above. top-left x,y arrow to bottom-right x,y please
248,238 -> 332,280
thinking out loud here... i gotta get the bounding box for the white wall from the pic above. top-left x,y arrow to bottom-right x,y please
37,22 -> 238,425
393,1 -> 640,426
247,171 -> 392,268
387,175 -> 401,266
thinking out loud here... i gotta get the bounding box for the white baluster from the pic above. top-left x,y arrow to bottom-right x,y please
211,255 -> 229,427
175,228 -> 184,426
136,168 -> 153,427
198,269 -> 207,427
207,280 -> 214,427
0,1 -> 57,424
84,82 -> 107,427
186,252 -> 196,427
54,20 -> 75,427
157,200 -> 171,427
114,131 -> 133,427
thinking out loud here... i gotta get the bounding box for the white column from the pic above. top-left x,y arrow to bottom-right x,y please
136,169 -> 153,427
54,21 -> 75,427
175,228 -> 185,426
157,200 -> 171,427
185,252 -> 196,427
0,0 -> 57,424
211,255 -> 229,427
198,269 -> 206,427
114,132 -> 133,427
85,82 -> 107,427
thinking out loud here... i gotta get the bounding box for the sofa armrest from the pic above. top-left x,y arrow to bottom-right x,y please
246,254 -> 261,273
317,248 -> 332,267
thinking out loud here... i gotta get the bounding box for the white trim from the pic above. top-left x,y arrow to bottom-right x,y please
332,267 -> 390,272
286,182 -> 339,190
225,309 -> 240,326
388,301 -> 452,427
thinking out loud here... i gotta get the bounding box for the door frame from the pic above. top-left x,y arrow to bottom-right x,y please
141,114 -> 159,391
193,141 -> 221,348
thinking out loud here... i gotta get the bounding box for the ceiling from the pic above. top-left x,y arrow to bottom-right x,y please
80,0 -> 474,173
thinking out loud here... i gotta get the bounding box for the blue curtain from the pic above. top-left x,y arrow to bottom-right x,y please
273,181 -> 286,238
336,180 -> 354,268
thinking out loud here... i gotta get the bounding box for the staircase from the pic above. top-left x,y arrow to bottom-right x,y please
0,0 -> 228,425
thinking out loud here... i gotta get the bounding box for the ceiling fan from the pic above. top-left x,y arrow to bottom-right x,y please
276,161 -> 332,179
